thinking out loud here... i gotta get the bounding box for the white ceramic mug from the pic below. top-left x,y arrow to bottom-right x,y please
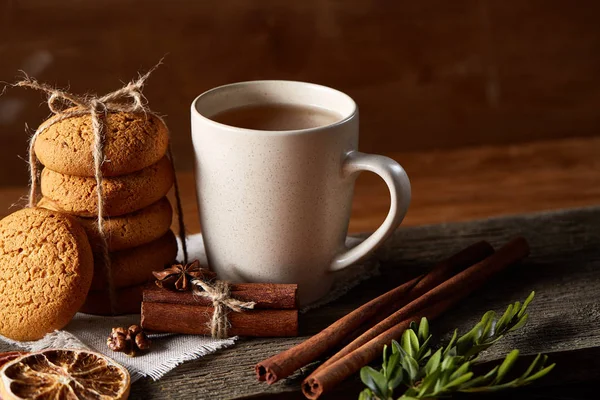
191,81 -> 411,305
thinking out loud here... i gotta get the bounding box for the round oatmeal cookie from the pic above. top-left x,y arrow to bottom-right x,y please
34,111 -> 169,177
80,283 -> 148,316
41,156 -> 174,217
38,197 -> 173,252
0,208 -> 93,341
91,230 -> 177,291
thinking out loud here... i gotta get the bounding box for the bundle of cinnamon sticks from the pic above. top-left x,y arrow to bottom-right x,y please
255,237 -> 530,399
141,282 -> 299,337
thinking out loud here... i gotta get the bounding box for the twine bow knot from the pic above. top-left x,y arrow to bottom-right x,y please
30,74 -> 148,117
14,65 -> 188,314
193,279 -> 256,339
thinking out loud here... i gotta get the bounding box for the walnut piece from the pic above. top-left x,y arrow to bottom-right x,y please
107,324 -> 151,356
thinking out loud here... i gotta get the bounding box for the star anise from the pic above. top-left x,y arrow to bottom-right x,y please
152,260 -> 217,291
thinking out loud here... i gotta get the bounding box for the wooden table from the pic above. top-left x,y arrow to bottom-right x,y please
0,137 -> 598,398
132,206 -> 600,399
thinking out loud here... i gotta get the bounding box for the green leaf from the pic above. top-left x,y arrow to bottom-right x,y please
415,343 -> 432,363
358,389 -> 374,400
402,387 -> 420,398
416,369 -> 440,396
382,344 -> 389,376
401,330 -> 414,357
401,355 -> 420,384
440,355 -> 456,371
461,382 -> 513,393
360,366 -> 388,398
511,301 -> 522,322
458,366 -> 498,389
443,329 -> 458,358
382,344 -> 387,371
493,349 -> 519,384
456,324 -> 478,352
418,317 -> 429,342
387,361 -> 404,390
496,303 -> 514,331
409,329 -> 420,355
385,352 -> 400,381
481,315 -> 497,342
520,353 -> 544,379
519,291 -> 535,318
444,371 -> 474,390
449,361 -> 471,382
523,363 -> 556,383
409,320 -> 418,333
483,365 -> 500,380
360,367 -> 378,393
433,372 -> 445,394
479,311 -> 496,337
457,313 -> 492,355
508,313 -> 529,332
402,329 -> 420,359
391,340 -> 401,354
425,348 -> 442,375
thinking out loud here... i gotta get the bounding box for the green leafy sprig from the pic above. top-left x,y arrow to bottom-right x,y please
359,292 -> 555,400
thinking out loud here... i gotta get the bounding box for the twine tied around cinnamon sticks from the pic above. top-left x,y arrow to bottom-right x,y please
14,64 -> 188,314
192,279 -> 256,339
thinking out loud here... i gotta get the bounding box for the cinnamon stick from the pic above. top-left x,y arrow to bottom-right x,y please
143,282 -> 298,309
255,241 -> 494,384
141,302 -> 298,337
302,237 -> 530,399
303,298 -> 458,399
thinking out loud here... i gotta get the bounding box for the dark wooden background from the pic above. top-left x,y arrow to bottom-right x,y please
1,0 -> 600,187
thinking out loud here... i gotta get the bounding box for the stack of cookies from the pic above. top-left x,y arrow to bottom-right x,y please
35,111 -> 178,315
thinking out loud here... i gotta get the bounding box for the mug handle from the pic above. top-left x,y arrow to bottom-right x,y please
329,151 -> 411,272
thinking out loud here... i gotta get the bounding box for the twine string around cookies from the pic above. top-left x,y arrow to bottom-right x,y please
192,279 -> 256,339
15,65 -> 188,314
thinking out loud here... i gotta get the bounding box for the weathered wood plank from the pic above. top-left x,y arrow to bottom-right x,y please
131,206 -> 600,399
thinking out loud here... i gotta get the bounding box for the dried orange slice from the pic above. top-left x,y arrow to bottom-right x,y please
0,353 -> 26,369
0,349 -> 130,399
